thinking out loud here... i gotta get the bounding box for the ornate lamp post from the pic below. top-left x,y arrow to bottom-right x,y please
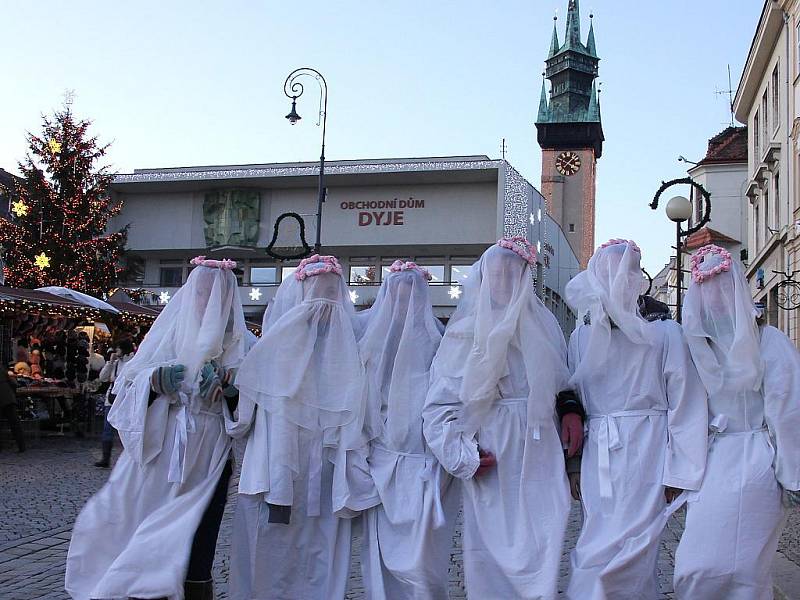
283,67 -> 328,255
651,177 -> 712,322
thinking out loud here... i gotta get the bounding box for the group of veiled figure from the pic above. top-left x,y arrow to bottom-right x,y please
64,237 -> 799,600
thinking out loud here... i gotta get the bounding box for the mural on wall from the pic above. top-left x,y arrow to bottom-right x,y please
203,190 -> 261,247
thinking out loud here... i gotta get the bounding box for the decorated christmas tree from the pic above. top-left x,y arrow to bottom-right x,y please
0,103 -> 128,297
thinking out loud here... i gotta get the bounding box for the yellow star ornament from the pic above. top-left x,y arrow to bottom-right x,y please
34,252 -> 51,270
48,139 -> 62,154
11,201 -> 28,217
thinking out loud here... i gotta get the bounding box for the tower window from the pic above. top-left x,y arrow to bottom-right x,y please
569,224 -> 575,232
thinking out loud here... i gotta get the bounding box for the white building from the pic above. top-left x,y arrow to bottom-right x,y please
110,156 -> 580,333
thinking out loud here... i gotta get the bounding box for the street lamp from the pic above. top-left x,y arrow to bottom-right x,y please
283,67 -> 328,255
650,178 -> 712,323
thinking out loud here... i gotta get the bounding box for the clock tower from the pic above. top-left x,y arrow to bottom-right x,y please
535,0 -> 603,268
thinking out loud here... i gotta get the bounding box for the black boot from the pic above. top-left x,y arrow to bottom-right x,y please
94,441 -> 112,468
184,579 -> 214,600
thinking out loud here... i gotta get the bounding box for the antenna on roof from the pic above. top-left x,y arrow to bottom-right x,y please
714,64 -> 735,127
501,138 -> 508,160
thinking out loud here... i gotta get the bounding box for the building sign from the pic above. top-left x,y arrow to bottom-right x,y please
203,190 -> 261,247
339,196 -> 425,227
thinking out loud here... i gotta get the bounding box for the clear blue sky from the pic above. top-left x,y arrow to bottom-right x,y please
0,0 -> 763,274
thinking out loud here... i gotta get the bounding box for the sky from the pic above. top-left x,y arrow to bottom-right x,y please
0,0 -> 763,274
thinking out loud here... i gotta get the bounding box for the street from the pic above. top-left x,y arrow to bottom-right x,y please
1,436 -> 798,599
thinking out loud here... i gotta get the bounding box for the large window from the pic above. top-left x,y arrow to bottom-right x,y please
762,91 -> 769,150
754,203 -> 761,250
350,265 -> 378,285
281,266 -> 298,282
763,186 -> 771,242
774,172 -> 781,230
417,265 -> 445,285
159,266 -> 183,287
754,110 -> 760,160
772,64 -> 780,132
250,267 -> 278,285
450,265 -> 472,285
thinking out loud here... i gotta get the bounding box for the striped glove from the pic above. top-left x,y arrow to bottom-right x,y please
151,364 -> 186,396
199,362 -> 223,404
213,362 -> 238,398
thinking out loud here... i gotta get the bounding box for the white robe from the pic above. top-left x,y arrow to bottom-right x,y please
566,319 -> 708,600
65,368 -> 231,600
424,345 -> 570,599
674,325 -> 800,599
227,398 -> 377,600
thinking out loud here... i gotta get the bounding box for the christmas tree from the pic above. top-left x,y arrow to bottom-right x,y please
0,103 -> 128,297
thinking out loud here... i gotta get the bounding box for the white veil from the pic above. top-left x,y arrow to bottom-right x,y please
432,239 -> 569,437
112,257 -> 248,394
359,261 -> 443,451
235,255 -> 365,448
564,239 -> 651,385
683,244 -> 763,395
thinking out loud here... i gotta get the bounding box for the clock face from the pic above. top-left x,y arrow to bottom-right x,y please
555,151 -> 581,176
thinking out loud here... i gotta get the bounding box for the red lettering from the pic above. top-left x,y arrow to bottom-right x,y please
393,211 -> 404,225
358,212 -> 371,226
372,211 -> 383,225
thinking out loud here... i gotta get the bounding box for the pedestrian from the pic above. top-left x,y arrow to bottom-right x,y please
423,238 -> 583,599
65,256 -> 249,600
564,239 -> 708,600
93,338 -> 135,468
229,255 -> 376,600
357,260 -> 456,600
0,365 -> 25,452
674,244 -> 800,598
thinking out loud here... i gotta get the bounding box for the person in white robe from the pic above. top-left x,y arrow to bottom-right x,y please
674,244 -> 800,599
423,237 -> 582,600
65,256 -> 250,600
564,239 -> 708,600
356,260 -> 457,600
229,254 -> 377,600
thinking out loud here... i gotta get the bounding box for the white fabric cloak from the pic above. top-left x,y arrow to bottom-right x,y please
356,263 -> 455,600
423,242 -> 571,599
65,263 -> 249,600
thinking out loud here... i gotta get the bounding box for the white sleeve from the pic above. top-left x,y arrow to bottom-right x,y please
98,359 -> 116,383
662,321 -> 708,491
762,326 -> 800,491
422,374 -> 480,480
331,444 -> 381,517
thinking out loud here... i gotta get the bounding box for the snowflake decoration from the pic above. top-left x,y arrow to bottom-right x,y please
34,252 -> 50,270
529,212 -> 536,225
249,287 -> 262,301
11,201 -> 28,217
449,285 -> 462,300
349,289 -> 359,303
47,139 -> 62,154
159,291 -> 171,304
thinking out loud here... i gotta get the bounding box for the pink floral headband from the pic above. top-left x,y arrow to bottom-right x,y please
691,244 -> 732,284
295,254 -> 343,281
190,256 -> 237,270
497,237 -> 537,266
598,238 -> 641,254
388,260 -> 433,281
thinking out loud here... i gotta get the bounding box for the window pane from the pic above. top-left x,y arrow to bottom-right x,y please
350,266 -> 378,285
450,265 -> 472,285
419,265 -> 445,284
251,267 -> 278,284
159,267 -> 182,287
281,266 -> 297,281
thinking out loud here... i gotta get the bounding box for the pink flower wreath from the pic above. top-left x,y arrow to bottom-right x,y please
691,244 -> 732,284
597,238 -> 641,254
295,255 -> 343,281
388,260 -> 433,281
497,236 -> 538,266
190,256 -> 237,270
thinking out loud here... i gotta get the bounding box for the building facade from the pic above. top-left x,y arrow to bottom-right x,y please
535,0 -> 603,269
110,156 -> 580,333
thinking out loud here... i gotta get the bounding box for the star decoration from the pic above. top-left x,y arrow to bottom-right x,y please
249,287 -> 262,301
34,252 -> 51,269
349,290 -> 359,303
47,139 -> 62,154
449,285 -> 462,300
537,208 -> 542,222
537,241 -> 542,254
11,201 -> 28,217
529,212 -> 536,225
159,291 -> 171,304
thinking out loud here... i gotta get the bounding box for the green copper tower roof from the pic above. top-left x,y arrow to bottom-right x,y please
548,17 -> 560,58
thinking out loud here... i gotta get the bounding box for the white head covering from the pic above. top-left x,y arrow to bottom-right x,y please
113,256 -> 248,394
565,239 -> 651,385
235,255 -> 365,448
359,261 -> 443,450
683,244 -> 763,395
432,238 -> 569,437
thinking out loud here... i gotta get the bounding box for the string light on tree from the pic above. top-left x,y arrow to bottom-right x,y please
34,252 -> 51,270
47,139 -> 62,154
11,201 -> 28,217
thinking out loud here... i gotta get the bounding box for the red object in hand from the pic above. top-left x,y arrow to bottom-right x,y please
561,413 -> 584,458
475,448 -> 497,477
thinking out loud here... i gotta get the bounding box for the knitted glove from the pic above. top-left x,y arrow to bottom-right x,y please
213,363 -> 238,398
199,362 -> 223,404
150,364 -> 186,396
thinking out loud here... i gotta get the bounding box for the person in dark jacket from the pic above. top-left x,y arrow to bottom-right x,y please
0,367 -> 25,452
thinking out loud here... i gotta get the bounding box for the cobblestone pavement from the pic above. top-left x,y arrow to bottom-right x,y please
1,436 -> 798,599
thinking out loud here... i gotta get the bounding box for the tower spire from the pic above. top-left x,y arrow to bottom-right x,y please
538,77 -> 550,122
586,13 -> 597,56
587,80 -> 600,121
564,0 -> 581,50
548,16 -> 560,57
